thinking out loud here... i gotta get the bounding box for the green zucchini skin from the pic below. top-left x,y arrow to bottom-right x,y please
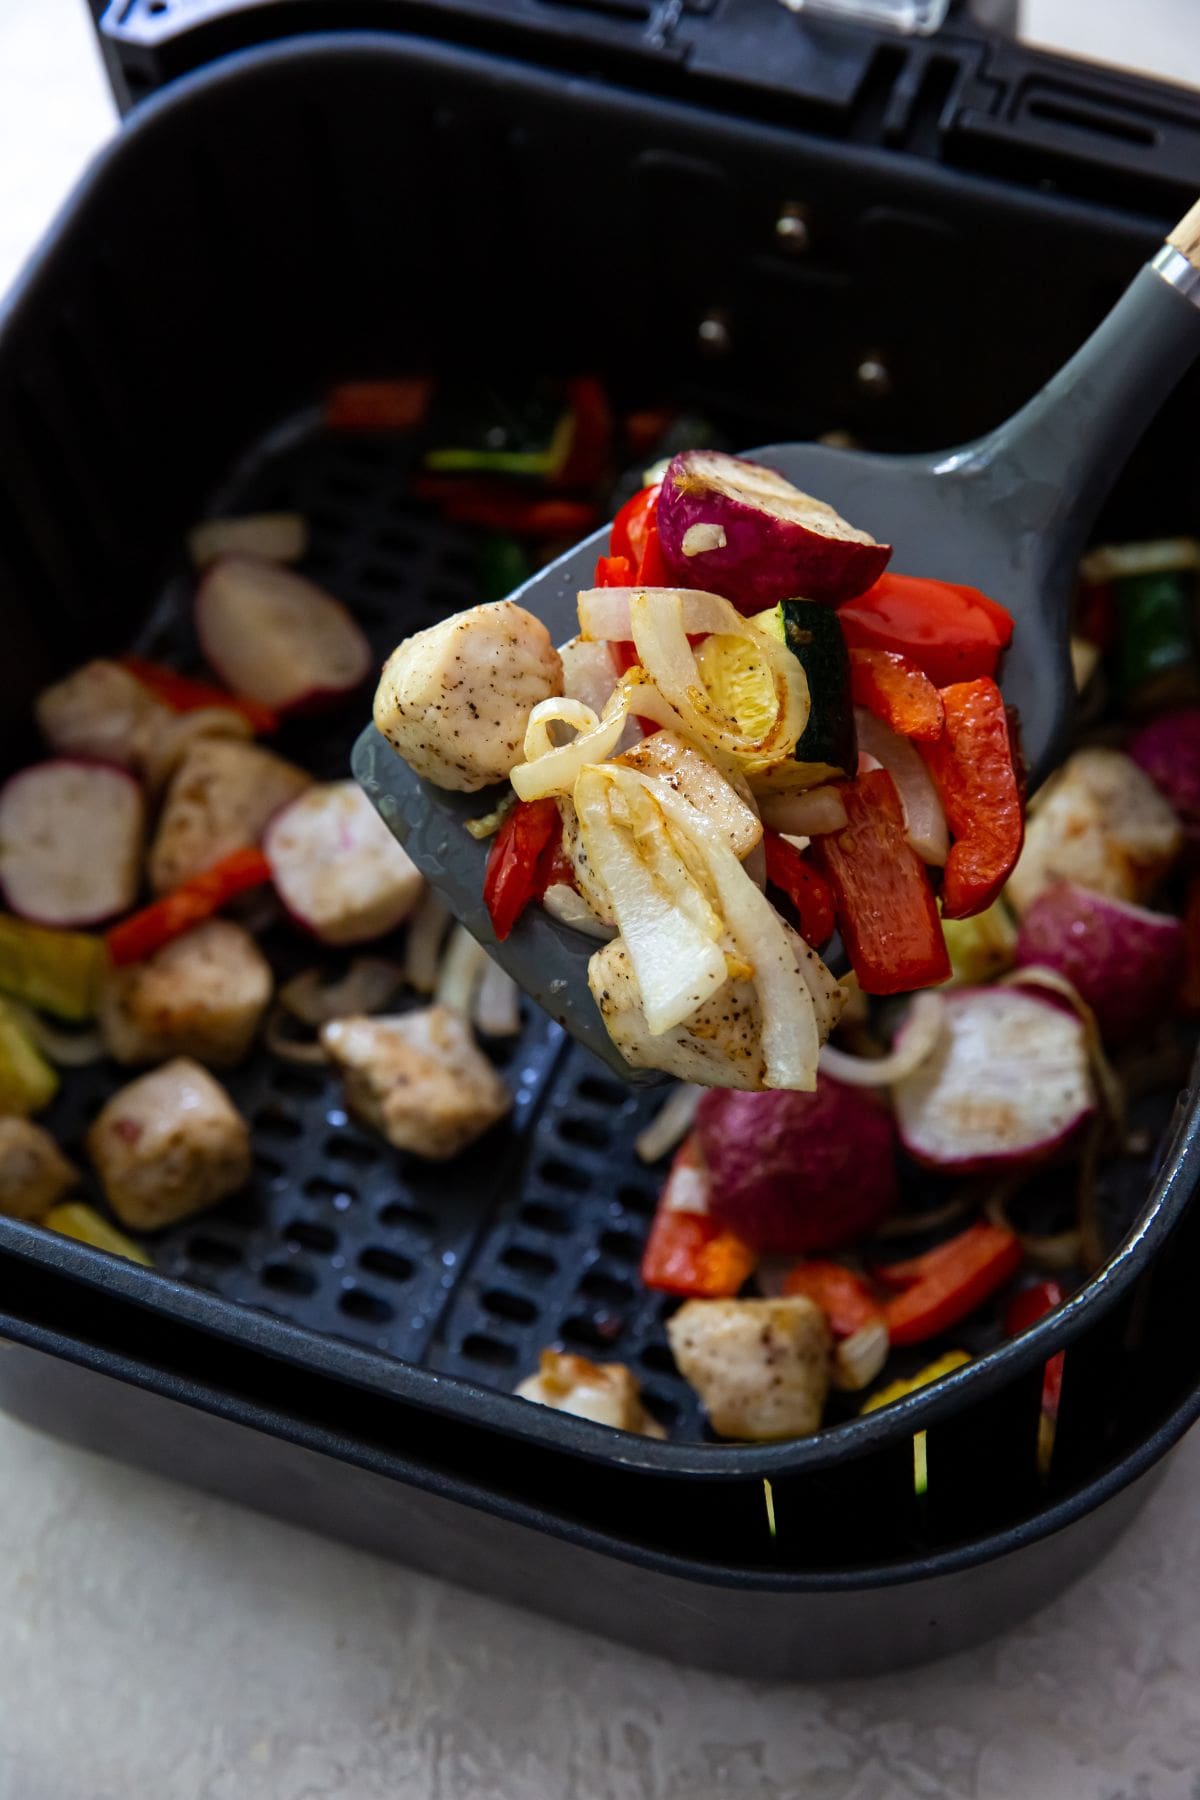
779,599 -> 857,776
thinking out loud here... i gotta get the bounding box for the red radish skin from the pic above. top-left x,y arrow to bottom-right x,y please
1128,709 -> 1200,835
892,987 -> 1095,1174
695,1079 -> 899,1254
657,450 -> 890,611
264,781 -> 424,947
0,760 -> 144,928
196,556 -> 371,714
1015,882 -> 1185,1043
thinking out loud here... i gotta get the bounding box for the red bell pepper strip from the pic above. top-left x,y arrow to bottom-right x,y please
120,656 -> 278,734
782,1260 -> 883,1339
838,573 -> 1014,688
635,520 -> 669,585
641,1137 -> 757,1298
849,649 -> 944,741
610,484 -> 661,569
919,677 -> 1024,920
324,378 -> 433,432
1004,1279 -> 1066,1419
552,377 -> 613,489
1181,877 -> 1200,1017
762,829 -> 836,947
876,1221 -> 1022,1346
594,553 -> 634,588
413,477 -> 598,539
105,846 -> 273,967
810,769 -> 951,995
482,798 -> 562,941
623,409 -> 674,458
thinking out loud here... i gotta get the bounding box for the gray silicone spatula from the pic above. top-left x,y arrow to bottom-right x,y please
355,203 -> 1200,1082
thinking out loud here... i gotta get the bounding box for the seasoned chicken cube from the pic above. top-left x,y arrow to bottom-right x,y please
515,1350 -> 665,1438
1008,746 -> 1181,914
320,1005 -> 511,1159
666,1296 -> 832,1440
0,1118 -> 77,1221
86,1057 -> 251,1230
374,600 -> 563,792
99,919 -> 273,1066
149,736 -> 311,893
35,659 -> 173,771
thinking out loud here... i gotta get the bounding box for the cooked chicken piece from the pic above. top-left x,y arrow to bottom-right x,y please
667,1296 -> 832,1440
264,781 -> 424,945
86,1057 -> 251,1231
320,1005 -> 511,1159
1007,746 -> 1181,914
588,933 -> 843,1090
515,1350 -> 665,1438
618,730 -> 762,860
35,659 -> 173,771
99,919 -> 273,1066
558,796 -> 615,928
0,1118 -> 77,1221
148,736 -> 311,893
374,600 -> 563,792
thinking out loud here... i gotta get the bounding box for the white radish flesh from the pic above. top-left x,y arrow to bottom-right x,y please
196,556 -> 371,713
0,761 -> 144,928
187,513 -> 307,568
264,781 -> 423,947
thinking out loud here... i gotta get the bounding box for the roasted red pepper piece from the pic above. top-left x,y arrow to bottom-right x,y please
414,477 -> 598,540
1004,1279 -> 1066,1419
849,649 -> 944,741
610,484 -> 661,570
810,769 -> 950,994
920,677 -> 1024,919
876,1221 -> 1022,1346
641,1137 -> 757,1298
482,798 -> 562,941
762,829 -> 836,946
552,377 -> 613,489
324,378 -> 433,432
105,847 -> 273,967
838,573 -> 1014,688
782,1260 -> 883,1339
594,553 -> 634,588
121,656 -> 278,734
635,520 -> 669,585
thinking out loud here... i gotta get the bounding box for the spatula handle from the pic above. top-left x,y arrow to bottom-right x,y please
1166,199 -> 1200,267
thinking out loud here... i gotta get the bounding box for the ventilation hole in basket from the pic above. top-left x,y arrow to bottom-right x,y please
359,1246 -> 415,1285
254,1104 -> 303,1140
325,1134 -> 377,1167
559,1115 -> 611,1150
599,1228 -> 642,1263
579,1270 -> 634,1306
576,1075 -> 628,1108
305,1175 -> 357,1206
378,1200 -> 434,1234
520,1201 -> 570,1235
338,1286 -> 393,1324
187,1235 -> 241,1269
283,1219 -> 338,1254
255,1150 -> 286,1180
460,1332 -> 518,1368
482,1288 -> 538,1325
561,1314 -> 623,1351
639,1342 -> 678,1376
273,1066 -> 326,1101
642,1393 -> 679,1429
539,1158 -> 589,1194
500,1244 -> 557,1280
617,1181 -> 657,1217
261,1262 -> 317,1297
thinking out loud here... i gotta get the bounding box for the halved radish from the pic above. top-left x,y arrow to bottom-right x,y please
196,556 -> 371,713
0,761 -> 144,927
1014,882 -> 1185,1044
892,987 -> 1095,1174
264,780 -> 424,946
657,450 -> 891,611
187,513 -> 307,569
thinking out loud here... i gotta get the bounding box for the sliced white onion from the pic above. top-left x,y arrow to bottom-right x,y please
832,1320 -> 890,1392
577,586 -> 731,643
541,882 -> 616,940
854,707 -> 949,866
435,925 -> 489,1016
13,1004 -> 105,1067
760,785 -> 848,838
280,960 -> 405,1026
474,957 -> 521,1037
511,693 -> 630,802
819,992 -> 946,1087
681,523 -> 727,556
662,1157 -> 710,1213
635,1084 -> 703,1164
404,890 -> 451,994
264,1004 -> 329,1065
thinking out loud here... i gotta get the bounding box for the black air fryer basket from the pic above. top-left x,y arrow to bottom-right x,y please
0,17 -> 1199,1677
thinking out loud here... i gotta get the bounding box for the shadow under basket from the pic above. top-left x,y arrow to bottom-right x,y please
0,32 -> 1197,1676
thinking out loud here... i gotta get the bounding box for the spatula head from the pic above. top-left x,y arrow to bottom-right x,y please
354,439 -> 1072,1081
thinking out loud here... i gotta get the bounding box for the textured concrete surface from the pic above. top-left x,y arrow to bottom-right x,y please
0,2 -> 1198,1795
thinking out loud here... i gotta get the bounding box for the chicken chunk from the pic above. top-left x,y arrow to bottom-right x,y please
264,781 -> 424,945
99,919 -> 273,1066
515,1351 -> 665,1439
320,1006 -> 511,1159
148,736 -> 311,893
35,659 -> 173,771
1007,746 -> 1181,914
86,1057 -> 251,1230
667,1296 -> 832,1440
0,1118 -> 77,1221
374,601 -> 563,792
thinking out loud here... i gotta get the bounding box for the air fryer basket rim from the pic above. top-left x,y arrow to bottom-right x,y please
0,28 -> 1196,1481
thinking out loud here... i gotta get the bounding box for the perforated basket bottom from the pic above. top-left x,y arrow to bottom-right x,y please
34,416 -> 1178,1444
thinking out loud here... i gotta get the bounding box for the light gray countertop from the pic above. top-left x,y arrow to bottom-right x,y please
1,3 -> 1199,1795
